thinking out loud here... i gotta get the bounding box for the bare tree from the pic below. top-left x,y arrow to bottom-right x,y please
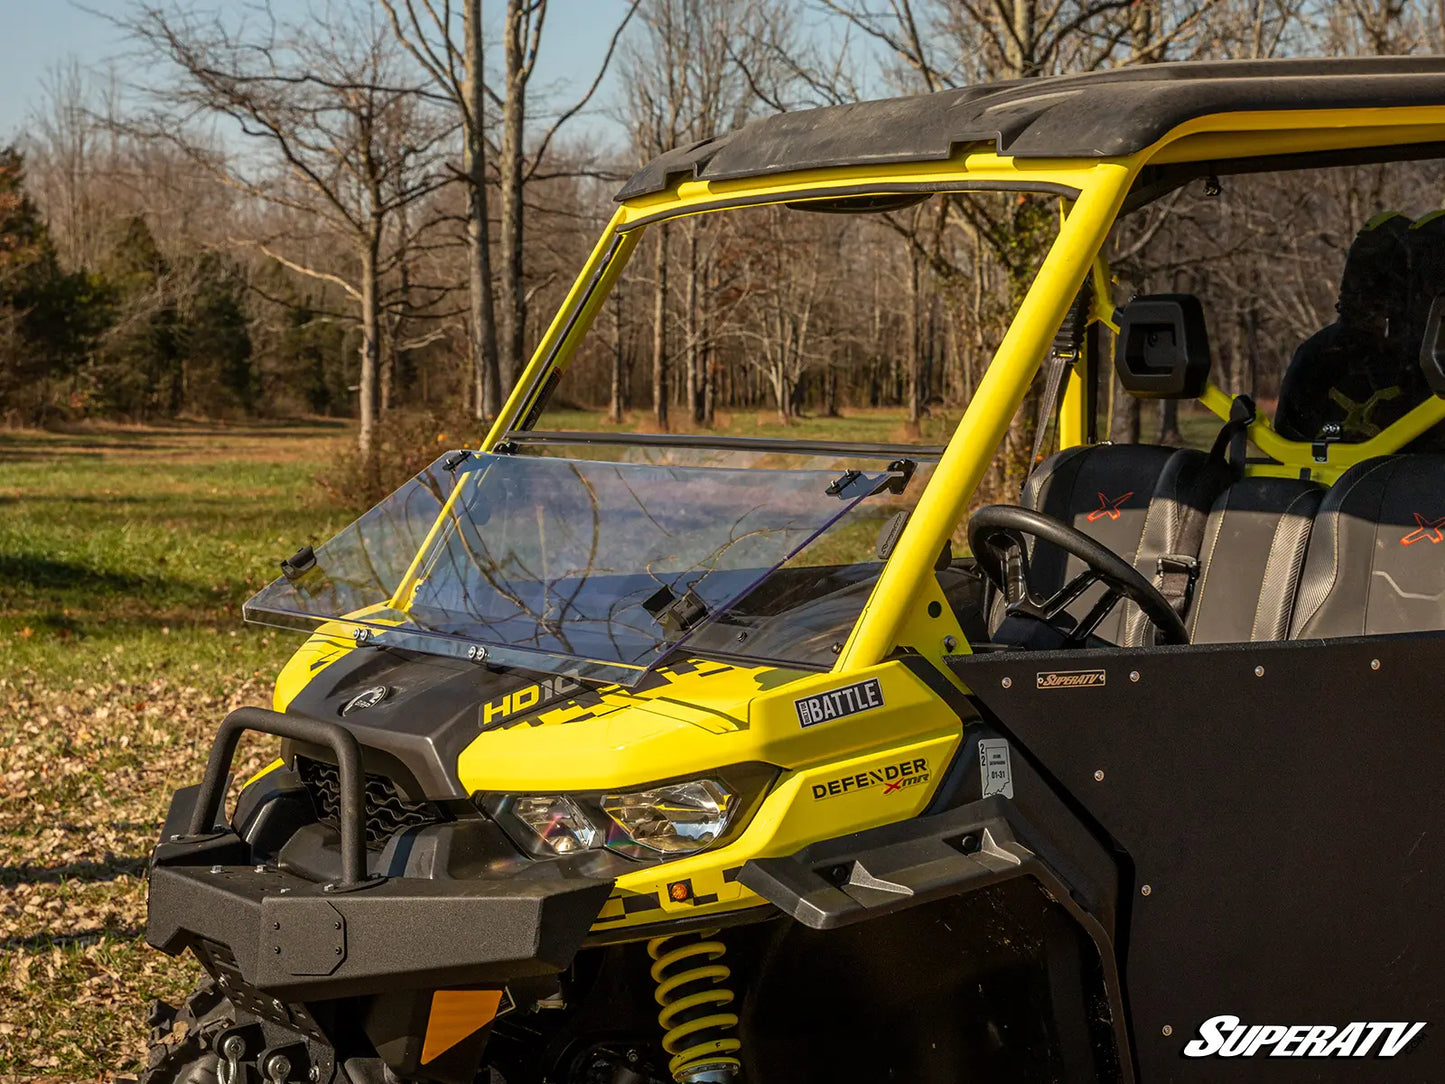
118,1 -> 453,453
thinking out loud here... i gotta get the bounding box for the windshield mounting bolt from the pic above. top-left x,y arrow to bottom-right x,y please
1129,670 -> 1140,683
1254,665 -> 1265,678
1141,883 -> 1153,897
1094,770 -> 1105,782
1001,677 -> 1012,689
467,644 -> 488,662
210,865 -> 224,875
1370,658 -> 1381,671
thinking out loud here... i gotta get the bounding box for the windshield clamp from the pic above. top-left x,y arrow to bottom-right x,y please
279,545 -> 316,581
882,459 -> 917,494
442,450 -> 473,472
827,469 -> 863,496
644,585 -> 710,637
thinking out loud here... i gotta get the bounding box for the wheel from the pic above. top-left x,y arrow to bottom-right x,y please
142,979 -> 232,1084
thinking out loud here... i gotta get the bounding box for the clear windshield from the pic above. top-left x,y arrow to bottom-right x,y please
244,451 -> 901,685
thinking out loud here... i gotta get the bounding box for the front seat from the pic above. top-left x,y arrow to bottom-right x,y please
1019,442 -> 1231,644
1292,455 -> 1445,638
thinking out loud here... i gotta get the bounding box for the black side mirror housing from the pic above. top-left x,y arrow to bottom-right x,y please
1419,293 -> 1445,396
1115,294 -> 1212,399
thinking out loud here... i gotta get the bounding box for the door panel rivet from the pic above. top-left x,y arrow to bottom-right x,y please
1141,884 -> 1153,896
1254,665 -> 1265,677
1094,770 -> 1105,782
1129,671 -> 1140,683
1001,677 -> 1012,688
1163,1025 -> 1173,1037
1370,658 -> 1381,670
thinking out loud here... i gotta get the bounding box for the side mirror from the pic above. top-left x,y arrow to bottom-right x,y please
1114,294 -> 1211,399
1419,293 -> 1445,396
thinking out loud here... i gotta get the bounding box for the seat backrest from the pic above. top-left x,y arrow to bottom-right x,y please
1020,443 -> 1228,644
1186,476 -> 1324,644
1291,455 -> 1445,639
1275,211 -> 1411,442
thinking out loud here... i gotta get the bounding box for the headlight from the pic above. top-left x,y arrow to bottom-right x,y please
480,765 -> 774,863
509,794 -> 599,855
602,779 -> 733,855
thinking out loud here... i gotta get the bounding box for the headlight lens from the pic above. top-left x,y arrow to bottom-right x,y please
602,779 -> 734,855
509,794 -> 599,854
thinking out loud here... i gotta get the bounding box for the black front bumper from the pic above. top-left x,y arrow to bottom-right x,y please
146,708 -> 614,1002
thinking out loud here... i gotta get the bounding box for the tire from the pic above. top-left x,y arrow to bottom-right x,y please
142,979 -> 234,1084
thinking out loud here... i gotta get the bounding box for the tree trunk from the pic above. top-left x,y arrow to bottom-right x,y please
651,223 -> 669,429
685,220 -> 701,422
907,251 -> 922,425
358,234 -> 381,455
498,0 -> 529,391
465,0 -> 502,419
609,287 -> 625,423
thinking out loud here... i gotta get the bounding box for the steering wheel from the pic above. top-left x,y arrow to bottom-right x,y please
967,504 -> 1190,647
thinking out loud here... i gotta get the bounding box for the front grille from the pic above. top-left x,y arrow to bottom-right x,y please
296,756 -> 441,848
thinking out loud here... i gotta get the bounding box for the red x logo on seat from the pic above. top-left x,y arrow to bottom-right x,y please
1401,513 -> 1445,546
1086,491 -> 1134,522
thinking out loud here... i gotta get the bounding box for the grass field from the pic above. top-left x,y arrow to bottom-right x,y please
0,421 -> 355,1079
0,403 -> 1215,1080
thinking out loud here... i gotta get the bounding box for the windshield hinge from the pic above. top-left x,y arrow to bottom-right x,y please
442,450 -> 473,472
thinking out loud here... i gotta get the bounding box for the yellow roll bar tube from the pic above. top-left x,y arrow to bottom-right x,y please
837,163 -> 1135,672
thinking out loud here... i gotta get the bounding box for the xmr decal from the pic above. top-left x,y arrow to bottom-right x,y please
1401,512 -> 1445,545
811,758 -> 929,800
794,678 -> 884,727
1183,1016 -> 1425,1058
1086,491 -> 1133,522
1035,669 -> 1105,690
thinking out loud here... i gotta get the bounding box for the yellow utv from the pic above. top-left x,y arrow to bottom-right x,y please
143,57 -> 1445,1082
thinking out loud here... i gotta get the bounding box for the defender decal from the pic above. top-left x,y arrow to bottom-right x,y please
1036,669 -> 1106,690
794,678 -> 884,727
811,757 -> 929,800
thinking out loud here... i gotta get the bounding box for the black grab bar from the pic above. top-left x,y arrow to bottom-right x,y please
187,706 -> 367,886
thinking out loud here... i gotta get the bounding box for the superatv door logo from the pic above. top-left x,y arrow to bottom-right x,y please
1183,1015 -> 1425,1058
794,678 -> 884,727
811,757 -> 929,800
1036,669 -> 1105,690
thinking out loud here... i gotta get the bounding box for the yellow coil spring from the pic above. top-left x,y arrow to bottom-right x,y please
646,928 -> 741,1082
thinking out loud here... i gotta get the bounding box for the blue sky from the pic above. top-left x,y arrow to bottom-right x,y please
0,0 -> 643,147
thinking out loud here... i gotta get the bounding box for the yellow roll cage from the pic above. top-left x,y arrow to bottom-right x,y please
468,104 -> 1445,679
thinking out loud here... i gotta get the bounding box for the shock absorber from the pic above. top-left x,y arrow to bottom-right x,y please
647,928 -> 742,1083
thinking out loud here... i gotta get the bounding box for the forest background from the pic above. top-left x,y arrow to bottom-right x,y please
2,0 -> 1442,505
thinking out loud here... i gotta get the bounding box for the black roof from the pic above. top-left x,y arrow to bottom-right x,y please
617,57 -> 1445,201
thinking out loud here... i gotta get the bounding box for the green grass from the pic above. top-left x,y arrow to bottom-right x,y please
0,404 -> 1226,1079
0,421 -> 354,1079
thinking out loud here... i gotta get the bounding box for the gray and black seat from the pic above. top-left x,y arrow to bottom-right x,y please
1291,455 -> 1445,638
1020,442 -> 1231,644
1182,476 -> 1325,643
